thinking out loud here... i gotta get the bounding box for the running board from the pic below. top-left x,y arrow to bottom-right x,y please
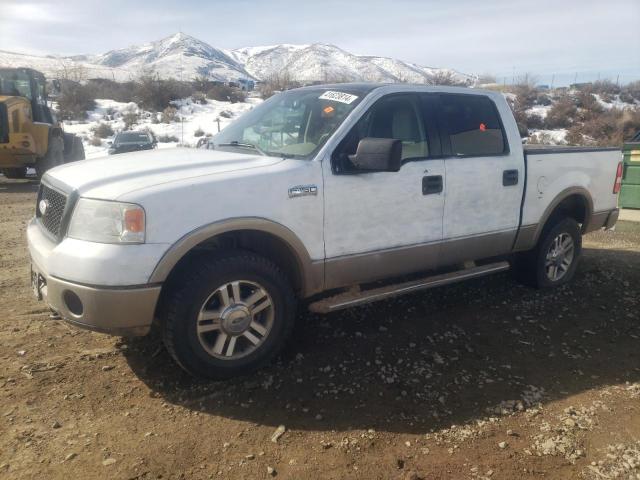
308,261 -> 510,314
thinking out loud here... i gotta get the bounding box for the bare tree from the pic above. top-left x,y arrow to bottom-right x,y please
476,73 -> 497,85
426,71 -> 467,87
259,70 -> 297,99
514,72 -> 539,88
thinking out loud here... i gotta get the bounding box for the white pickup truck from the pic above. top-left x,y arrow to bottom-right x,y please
28,84 -> 622,379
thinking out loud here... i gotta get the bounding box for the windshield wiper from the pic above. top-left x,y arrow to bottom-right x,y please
215,141 -> 266,156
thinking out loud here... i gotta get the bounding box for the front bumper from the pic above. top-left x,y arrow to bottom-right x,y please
31,256 -> 160,336
27,216 -> 165,336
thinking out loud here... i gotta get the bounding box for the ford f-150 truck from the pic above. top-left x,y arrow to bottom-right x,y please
27,84 -> 622,379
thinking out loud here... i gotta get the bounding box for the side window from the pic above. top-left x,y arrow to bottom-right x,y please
438,94 -> 506,156
334,94 -> 429,171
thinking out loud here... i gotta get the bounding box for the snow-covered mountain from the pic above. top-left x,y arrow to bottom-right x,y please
0,33 -> 474,85
93,33 -> 251,81
232,43 -> 473,84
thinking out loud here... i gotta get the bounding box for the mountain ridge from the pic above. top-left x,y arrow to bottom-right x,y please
0,33 -> 475,85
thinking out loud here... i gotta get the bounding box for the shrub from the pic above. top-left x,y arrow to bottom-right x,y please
592,80 -> 621,96
535,93 -> 553,106
56,80 -> 96,120
526,113 -> 545,130
86,79 -> 136,103
91,122 -> 114,138
575,90 -> 603,119
121,104 -> 139,130
512,83 -> 538,110
206,85 -> 246,103
89,136 -> 102,147
194,128 -> 205,137
192,92 -> 207,105
134,73 -> 195,111
161,106 -> 178,123
544,95 -> 577,129
427,71 -> 468,87
565,108 -> 640,146
157,134 -> 179,143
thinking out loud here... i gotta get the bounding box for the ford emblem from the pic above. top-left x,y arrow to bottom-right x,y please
38,199 -> 49,216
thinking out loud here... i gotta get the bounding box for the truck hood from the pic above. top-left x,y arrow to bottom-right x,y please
46,148 -> 284,199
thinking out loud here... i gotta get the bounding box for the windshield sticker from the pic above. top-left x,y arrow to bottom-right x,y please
319,91 -> 359,104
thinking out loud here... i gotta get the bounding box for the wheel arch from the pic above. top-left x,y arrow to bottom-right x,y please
532,187 -> 593,245
149,218 -> 324,298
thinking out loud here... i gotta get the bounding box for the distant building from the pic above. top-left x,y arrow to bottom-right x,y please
570,82 -> 593,90
236,78 -> 255,91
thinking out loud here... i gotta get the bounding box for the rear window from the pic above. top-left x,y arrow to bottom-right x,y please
117,132 -> 151,143
438,94 -> 506,156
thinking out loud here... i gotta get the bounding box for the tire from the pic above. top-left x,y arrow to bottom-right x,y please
514,217 -> 582,288
65,136 -> 85,162
1,167 -> 28,179
161,250 -> 297,379
36,137 -> 64,179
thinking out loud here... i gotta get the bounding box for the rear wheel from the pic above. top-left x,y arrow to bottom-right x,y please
161,250 -> 296,379
515,217 -> 582,288
36,137 -> 64,179
1,167 -> 28,179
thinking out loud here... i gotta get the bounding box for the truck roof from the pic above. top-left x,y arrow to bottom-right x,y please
294,82 -> 497,98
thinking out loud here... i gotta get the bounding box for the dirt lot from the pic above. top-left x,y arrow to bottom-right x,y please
1,176 -> 639,480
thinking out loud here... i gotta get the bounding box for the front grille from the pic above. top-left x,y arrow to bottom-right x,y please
37,184 -> 68,239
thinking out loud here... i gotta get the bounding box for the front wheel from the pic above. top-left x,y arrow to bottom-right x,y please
515,217 -> 582,288
161,250 -> 296,379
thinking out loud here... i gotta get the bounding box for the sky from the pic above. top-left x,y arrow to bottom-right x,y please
1,0 -> 639,86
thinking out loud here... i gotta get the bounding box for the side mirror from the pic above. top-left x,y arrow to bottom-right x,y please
107,141 -> 113,146
348,138 -> 402,172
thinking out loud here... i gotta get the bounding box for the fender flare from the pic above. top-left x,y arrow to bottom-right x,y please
532,186 -> 594,244
148,217 -> 323,297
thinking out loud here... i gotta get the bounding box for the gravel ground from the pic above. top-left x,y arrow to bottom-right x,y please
1,176 -> 639,480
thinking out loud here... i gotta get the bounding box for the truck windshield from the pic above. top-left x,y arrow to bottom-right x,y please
0,70 -> 32,98
209,87 -> 367,159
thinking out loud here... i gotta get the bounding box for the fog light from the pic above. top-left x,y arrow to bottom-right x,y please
63,290 -> 83,316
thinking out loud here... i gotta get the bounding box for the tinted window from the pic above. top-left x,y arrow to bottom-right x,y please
116,132 -> 151,143
439,94 -> 506,156
338,94 -> 429,163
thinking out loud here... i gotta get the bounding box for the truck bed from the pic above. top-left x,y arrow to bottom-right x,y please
520,145 -> 621,239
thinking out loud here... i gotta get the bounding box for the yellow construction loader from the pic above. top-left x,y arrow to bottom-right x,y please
0,68 -> 84,179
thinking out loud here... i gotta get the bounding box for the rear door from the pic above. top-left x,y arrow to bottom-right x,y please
436,93 -> 524,265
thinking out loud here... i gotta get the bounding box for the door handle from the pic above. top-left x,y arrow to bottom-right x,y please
503,169 -> 519,186
422,175 -> 443,195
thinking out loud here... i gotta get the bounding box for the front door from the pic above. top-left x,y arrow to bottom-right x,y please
322,93 -> 445,289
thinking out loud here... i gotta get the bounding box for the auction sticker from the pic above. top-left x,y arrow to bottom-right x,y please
319,91 -> 358,104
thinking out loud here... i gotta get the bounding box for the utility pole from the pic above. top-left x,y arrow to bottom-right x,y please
551,74 -> 555,89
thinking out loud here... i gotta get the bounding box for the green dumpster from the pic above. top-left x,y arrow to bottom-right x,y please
620,131 -> 640,209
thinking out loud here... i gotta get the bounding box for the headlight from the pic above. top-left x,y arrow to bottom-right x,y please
67,198 -> 146,244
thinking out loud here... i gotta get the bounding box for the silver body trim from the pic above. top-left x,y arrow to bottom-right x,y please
310,261 -> 510,313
